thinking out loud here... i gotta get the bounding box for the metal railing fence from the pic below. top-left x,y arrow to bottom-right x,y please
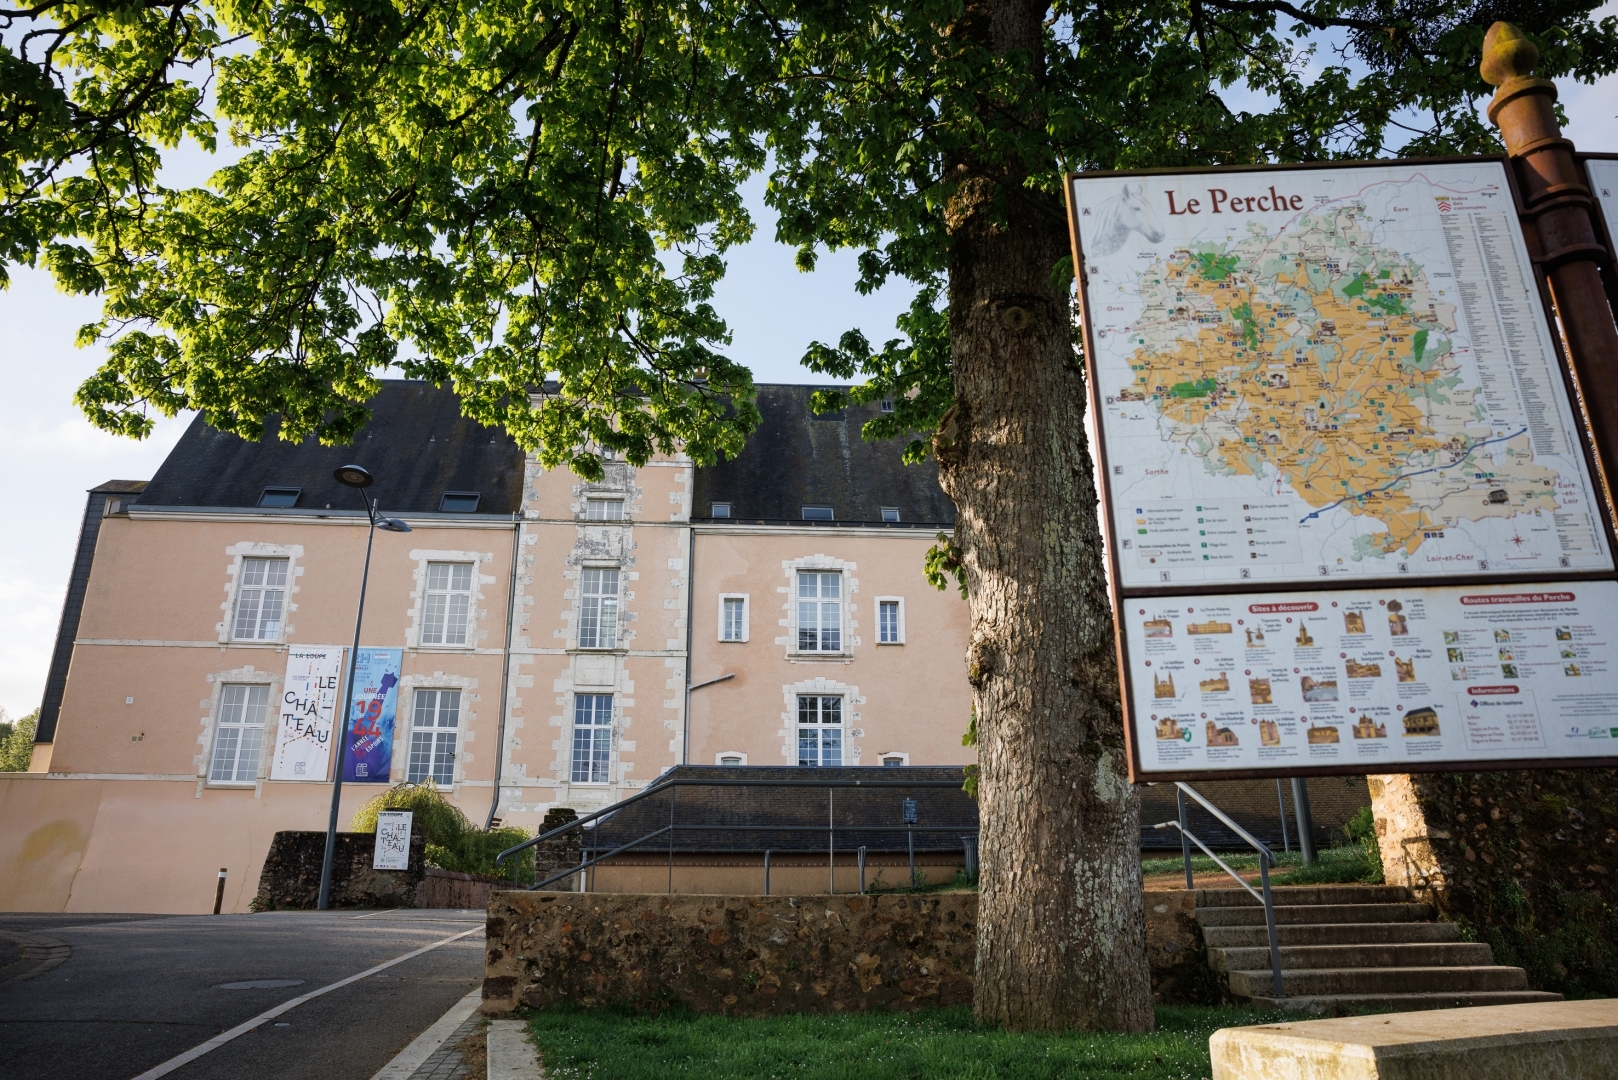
496,775 -> 979,895
1151,781 -> 1286,999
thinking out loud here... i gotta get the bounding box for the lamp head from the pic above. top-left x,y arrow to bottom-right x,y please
379,518 -> 412,533
334,464 -> 374,489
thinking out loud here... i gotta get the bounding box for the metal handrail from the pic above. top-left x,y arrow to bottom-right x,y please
496,773 -> 978,894
495,775 -> 970,864
1174,781 -> 1277,864
1151,781 -> 1286,999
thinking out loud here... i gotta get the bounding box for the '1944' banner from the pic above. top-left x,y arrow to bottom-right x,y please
343,649 -> 402,783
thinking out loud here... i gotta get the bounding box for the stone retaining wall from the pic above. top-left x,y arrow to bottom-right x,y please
417,867 -> 514,909
482,889 -> 1214,1015
1370,769 -> 1618,997
252,830 -> 425,910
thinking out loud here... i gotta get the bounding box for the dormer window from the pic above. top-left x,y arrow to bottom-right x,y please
258,487 -> 301,508
880,507 -> 900,522
710,502 -> 731,518
440,491 -> 481,513
801,505 -> 834,521
880,399 -> 895,413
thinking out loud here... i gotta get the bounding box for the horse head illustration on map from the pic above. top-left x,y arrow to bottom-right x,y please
1088,182 -> 1165,256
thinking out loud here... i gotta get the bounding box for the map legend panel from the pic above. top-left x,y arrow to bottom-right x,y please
1121,581 -> 1618,777
1073,162 -> 1613,589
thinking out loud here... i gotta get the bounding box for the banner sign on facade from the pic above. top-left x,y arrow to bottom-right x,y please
373,810 -> 413,870
342,648 -> 402,783
1065,159 -> 1618,780
270,646 -> 345,781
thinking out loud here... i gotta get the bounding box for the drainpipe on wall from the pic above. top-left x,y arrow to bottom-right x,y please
486,514 -> 522,829
681,518 -> 695,765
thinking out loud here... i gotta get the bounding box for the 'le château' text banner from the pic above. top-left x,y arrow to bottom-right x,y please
270,646 -> 344,781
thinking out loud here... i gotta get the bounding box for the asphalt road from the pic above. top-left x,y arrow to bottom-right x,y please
0,908 -> 486,1080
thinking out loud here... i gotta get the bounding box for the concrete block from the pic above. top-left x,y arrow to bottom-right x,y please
487,1019 -> 544,1080
1210,999 -> 1618,1079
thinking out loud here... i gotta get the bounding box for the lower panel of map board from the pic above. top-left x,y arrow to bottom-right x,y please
1124,581 -> 1618,777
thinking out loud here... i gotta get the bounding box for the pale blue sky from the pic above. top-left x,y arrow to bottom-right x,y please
2,63 -> 1616,719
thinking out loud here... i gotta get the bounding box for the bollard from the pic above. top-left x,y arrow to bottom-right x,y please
213,868 -> 227,915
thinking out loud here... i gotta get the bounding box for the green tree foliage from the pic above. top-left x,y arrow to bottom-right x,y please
351,782 -> 535,881
0,710 -> 38,771
5,1 -> 1613,464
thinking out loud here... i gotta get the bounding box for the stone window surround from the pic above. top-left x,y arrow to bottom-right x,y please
781,676 -> 864,764
780,555 -> 859,659
219,542 -> 304,645
718,592 -> 749,642
568,561 -> 632,652
197,664 -> 280,796
405,548 -> 495,651
875,595 -> 906,645
396,671 -> 479,792
566,690 -> 620,787
715,750 -> 749,765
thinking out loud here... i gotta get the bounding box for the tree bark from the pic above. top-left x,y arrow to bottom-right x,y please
936,0 -> 1155,1033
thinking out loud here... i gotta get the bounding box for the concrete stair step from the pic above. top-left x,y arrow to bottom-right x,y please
1201,921 -> 1462,948
1227,965 -> 1530,998
1245,989 -> 1564,1014
1209,941 -> 1495,973
1191,885 -> 1412,908
1195,903 -> 1434,927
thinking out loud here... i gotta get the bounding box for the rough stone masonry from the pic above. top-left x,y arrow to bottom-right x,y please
481,889 -> 1210,1014
483,891 -> 977,1015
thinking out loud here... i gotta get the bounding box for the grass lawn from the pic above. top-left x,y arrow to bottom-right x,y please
1141,843 -> 1380,887
525,1004 -> 1293,1079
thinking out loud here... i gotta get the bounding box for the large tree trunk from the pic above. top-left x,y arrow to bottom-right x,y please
935,0 -> 1154,1034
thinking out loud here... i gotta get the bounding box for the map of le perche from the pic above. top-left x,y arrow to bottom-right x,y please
1074,164 -> 1612,587
1123,206 -> 1551,556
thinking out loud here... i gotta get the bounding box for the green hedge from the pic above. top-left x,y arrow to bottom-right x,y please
351,783 -> 535,883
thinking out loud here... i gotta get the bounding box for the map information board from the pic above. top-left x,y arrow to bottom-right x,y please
1124,580 -> 1618,775
1071,162 -> 1612,589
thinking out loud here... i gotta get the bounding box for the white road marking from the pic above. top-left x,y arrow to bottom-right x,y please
367,987 -> 483,1080
127,925 -> 483,1080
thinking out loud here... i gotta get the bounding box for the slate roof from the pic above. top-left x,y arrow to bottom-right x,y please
582,766 -> 979,854
136,381 -> 526,516
693,385 -> 956,526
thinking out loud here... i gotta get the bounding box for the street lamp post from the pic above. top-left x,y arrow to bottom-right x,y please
317,465 -> 412,911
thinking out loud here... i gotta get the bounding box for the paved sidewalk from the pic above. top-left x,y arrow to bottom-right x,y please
405,1012 -> 484,1080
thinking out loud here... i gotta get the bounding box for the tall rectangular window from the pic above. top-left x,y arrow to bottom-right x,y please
421,562 -> 474,645
232,558 -> 288,640
797,695 -> 843,766
585,498 -> 624,520
571,694 -> 613,783
722,597 -> 746,641
879,600 -> 901,644
796,571 -> 841,652
407,689 -> 461,786
209,684 -> 269,783
578,568 -> 620,649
